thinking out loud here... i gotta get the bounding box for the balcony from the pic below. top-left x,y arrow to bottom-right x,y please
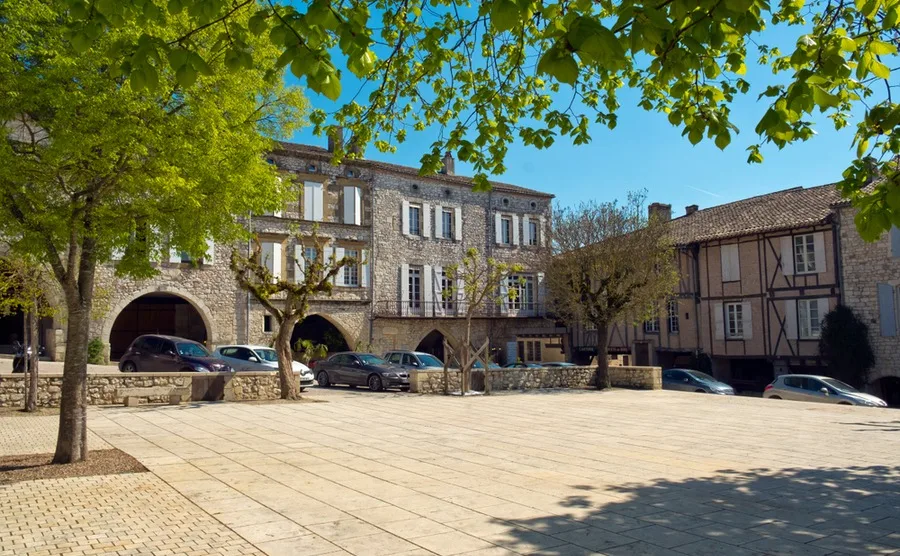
373,300 -> 548,318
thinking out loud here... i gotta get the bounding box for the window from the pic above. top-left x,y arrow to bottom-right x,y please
720,244 -> 740,282
528,221 -> 538,246
643,316 -> 660,333
798,298 -> 823,339
667,300 -> 680,334
344,249 -> 359,287
402,354 -> 418,367
409,204 -> 422,236
585,322 -> 597,331
387,353 -> 402,364
517,340 -> 542,362
343,186 -> 361,225
303,181 -> 324,221
794,234 -> 817,274
442,209 -> 454,239
408,266 -> 422,314
507,275 -> 534,311
501,216 -> 512,245
726,302 -> 744,339
263,315 -> 273,333
440,269 -> 455,312
304,246 -> 317,264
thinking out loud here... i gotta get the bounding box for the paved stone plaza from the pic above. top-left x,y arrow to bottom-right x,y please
1,389 -> 899,555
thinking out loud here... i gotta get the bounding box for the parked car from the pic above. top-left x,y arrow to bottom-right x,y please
384,350 -> 444,370
503,362 -> 542,368
471,360 -> 501,369
764,374 -> 887,407
662,369 -> 735,395
118,335 -> 233,373
315,352 -> 409,391
542,362 -> 577,368
214,345 -> 314,389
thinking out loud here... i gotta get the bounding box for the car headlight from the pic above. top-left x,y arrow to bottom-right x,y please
382,371 -> 398,377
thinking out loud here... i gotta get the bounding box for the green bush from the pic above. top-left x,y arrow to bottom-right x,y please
87,338 -> 105,365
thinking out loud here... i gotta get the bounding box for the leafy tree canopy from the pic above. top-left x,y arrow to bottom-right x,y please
59,0 -> 900,239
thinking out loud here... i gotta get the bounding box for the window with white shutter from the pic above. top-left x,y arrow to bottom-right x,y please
720,244 -> 740,282
343,186 -> 361,225
303,181 -> 323,221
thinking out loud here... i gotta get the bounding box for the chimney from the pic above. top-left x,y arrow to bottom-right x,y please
648,202 -> 672,222
685,204 -> 699,215
327,126 -> 344,153
347,134 -> 362,157
440,151 -> 455,175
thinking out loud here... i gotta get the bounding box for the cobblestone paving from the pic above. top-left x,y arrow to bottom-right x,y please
0,414 -> 110,456
0,473 -> 263,556
82,388 -> 899,556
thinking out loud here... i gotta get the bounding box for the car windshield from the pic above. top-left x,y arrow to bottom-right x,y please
359,354 -> 387,365
686,370 -> 716,382
820,377 -> 859,392
254,348 -> 278,362
417,354 -> 443,367
176,342 -> 209,357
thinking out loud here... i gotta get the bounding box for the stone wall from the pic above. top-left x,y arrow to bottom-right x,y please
409,365 -> 661,394
0,372 -> 306,408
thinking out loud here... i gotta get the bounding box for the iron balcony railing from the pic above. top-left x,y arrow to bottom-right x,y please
373,300 -> 548,318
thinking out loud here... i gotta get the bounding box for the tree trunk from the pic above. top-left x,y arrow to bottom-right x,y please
275,314 -> 301,400
26,310 -> 39,412
53,305 -> 90,463
595,321 -> 611,390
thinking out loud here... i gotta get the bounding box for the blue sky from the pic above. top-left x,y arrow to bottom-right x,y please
287,23 -> 857,215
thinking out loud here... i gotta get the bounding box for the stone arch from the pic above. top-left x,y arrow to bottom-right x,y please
102,285 -> 215,360
291,313 -> 355,354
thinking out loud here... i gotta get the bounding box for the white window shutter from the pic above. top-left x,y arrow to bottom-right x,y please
784,299 -> 798,340
294,245 -> 305,283
817,298 -> 830,330
433,266 -> 443,316
454,208 -> 462,241
499,279 -> 509,315
877,283 -> 897,336
204,239 -> 216,264
512,215 -> 520,246
423,264 -> 433,312
343,186 -> 354,224
813,232 -> 826,273
272,243 -> 282,281
523,215 -> 531,245
891,226 -> 900,258
314,183 -> 324,221
333,247 -> 345,285
400,264 -> 410,316
360,250 -> 369,288
323,246 -> 334,285
494,212 -> 502,244
780,236 -> 794,276
423,203 -> 432,238
456,277 -> 467,314
742,301 -> 753,340
720,246 -> 730,281
434,205 -> 443,239
713,302 -> 724,340
537,272 -> 546,312
303,181 -> 315,220
169,248 -> 182,264
539,216 -> 546,247
720,244 -> 739,281
401,200 -> 410,236
111,246 -> 125,261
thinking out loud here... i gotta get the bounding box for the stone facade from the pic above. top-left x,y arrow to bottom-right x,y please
0,372 -> 304,407
409,366 -> 662,394
836,205 -> 900,401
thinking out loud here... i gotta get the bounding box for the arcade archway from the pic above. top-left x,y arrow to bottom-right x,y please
291,314 -> 350,354
108,293 -> 209,360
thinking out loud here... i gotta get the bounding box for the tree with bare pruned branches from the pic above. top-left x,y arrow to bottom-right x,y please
543,192 -> 678,389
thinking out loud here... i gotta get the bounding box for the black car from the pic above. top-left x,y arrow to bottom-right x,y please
315,352 -> 409,391
118,334 -> 233,373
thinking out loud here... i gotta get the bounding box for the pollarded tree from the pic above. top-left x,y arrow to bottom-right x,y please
445,248 -> 523,394
0,1 -> 304,462
231,234 -> 355,400
57,0 -> 900,238
818,305 -> 875,389
543,193 -> 678,389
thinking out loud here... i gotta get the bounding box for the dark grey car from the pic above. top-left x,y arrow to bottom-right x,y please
315,352 -> 410,391
662,369 -> 734,395
118,334 -> 233,373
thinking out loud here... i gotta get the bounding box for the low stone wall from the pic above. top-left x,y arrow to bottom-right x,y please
409,365 -> 661,395
0,371 -> 305,408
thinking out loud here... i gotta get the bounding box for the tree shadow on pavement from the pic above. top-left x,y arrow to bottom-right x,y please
488,465 -> 900,555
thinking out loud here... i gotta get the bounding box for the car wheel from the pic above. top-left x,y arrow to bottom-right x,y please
838,401 -> 852,405
400,387 -> 410,392
180,367 -> 195,373
368,374 -> 383,392
695,389 -> 707,393
769,395 -> 781,400
316,371 -> 330,387
121,361 -> 137,373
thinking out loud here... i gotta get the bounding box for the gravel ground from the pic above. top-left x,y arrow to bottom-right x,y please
0,449 -> 146,485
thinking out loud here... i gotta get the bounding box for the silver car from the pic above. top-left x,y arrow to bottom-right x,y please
662,369 -> 735,395
384,350 -> 444,370
214,345 -> 314,389
763,374 -> 887,407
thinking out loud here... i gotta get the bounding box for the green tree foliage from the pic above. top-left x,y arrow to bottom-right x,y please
818,304 -> 875,389
87,338 -> 105,365
543,193 -> 678,388
57,0 -> 900,238
0,0 -> 305,462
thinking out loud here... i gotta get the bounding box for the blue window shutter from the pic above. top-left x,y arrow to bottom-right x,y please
877,283 -> 897,337
891,226 -> 900,258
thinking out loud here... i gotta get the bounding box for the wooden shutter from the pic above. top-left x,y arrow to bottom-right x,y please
169,247 -> 182,264
537,272 -> 546,313
499,277 -> 509,315
454,207 -> 462,241
713,302 -> 724,340
494,212 -> 502,244
204,239 -> 216,264
361,250 -> 369,288
720,244 -> 740,281
423,264 -> 433,313
304,181 -> 323,221
741,301 -> 753,340
523,215 -> 531,245
512,215 -> 520,245
433,266 -> 444,316
877,283 -> 897,336
423,203 -> 432,238
456,277 -> 467,313
334,248 -> 345,285
813,232 -> 826,273
780,236 -> 794,276
891,226 -> 900,258
401,200 -> 410,236
294,245 -> 305,283
434,204 -> 443,238
784,299 -> 798,340
343,186 -> 360,225
539,216 -> 546,247
400,264 -> 410,316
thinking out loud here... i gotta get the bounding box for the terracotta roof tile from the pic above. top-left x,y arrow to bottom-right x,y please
669,183 -> 842,245
273,141 -> 554,198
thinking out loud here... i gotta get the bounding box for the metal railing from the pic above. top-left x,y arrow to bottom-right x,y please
373,300 -> 547,318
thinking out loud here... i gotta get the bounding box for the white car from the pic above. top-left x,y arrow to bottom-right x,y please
214,345 -> 314,389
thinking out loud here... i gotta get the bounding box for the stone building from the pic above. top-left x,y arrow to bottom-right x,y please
834,202 -> 900,405
570,184 -> 844,392
42,135 -> 557,366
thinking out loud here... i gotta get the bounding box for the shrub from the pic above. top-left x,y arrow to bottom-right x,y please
87,338 -> 105,365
